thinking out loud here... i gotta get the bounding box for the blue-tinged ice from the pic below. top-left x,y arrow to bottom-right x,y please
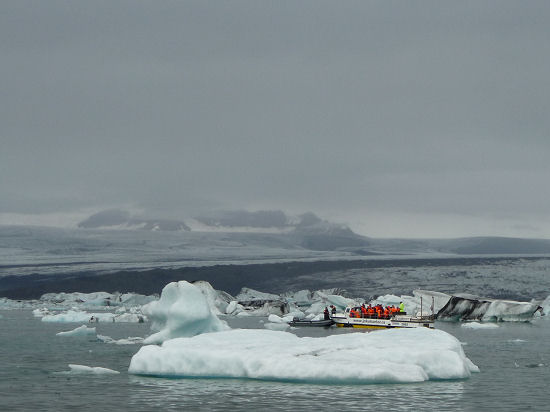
141,281 -> 229,344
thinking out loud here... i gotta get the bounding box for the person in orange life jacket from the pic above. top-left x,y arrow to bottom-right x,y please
367,306 -> 374,317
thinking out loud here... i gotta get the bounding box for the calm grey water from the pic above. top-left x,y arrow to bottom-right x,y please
1,310 -> 548,411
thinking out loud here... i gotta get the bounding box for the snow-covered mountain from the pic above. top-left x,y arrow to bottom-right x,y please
78,209 -> 190,231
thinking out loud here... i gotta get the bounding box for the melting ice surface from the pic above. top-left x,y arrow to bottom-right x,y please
129,328 -> 478,383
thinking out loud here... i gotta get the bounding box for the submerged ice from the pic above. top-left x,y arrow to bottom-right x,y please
129,328 -> 478,383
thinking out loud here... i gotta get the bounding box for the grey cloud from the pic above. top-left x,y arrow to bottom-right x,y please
2,1 -> 550,236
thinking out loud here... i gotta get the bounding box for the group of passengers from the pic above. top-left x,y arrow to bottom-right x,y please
349,302 -> 405,319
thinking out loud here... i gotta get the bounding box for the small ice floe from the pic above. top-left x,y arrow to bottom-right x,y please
507,339 -> 527,344
263,315 -> 290,331
39,309 -> 146,323
461,322 -> 499,329
129,328 -> 479,383
56,325 -> 96,337
65,364 -> 120,375
97,335 -> 144,345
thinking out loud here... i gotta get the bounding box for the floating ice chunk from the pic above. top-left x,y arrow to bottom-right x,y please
97,335 -> 144,345
66,364 -> 120,375
236,287 -> 281,302
462,322 -> 499,329
56,325 -> 97,337
264,322 -> 290,331
0,297 -> 36,310
372,294 -> 402,306
40,310 -> 145,323
286,308 -> 305,320
225,300 -> 248,315
236,311 -> 251,317
283,289 -> 314,306
118,293 -> 158,307
41,292 -> 113,307
33,308 -> 50,317
42,310 -> 110,323
40,291 -> 156,309
438,295 -> 541,322
235,287 -> 289,316
141,281 -> 229,344
129,328 -> 478,383
482,300 -> 540,322
264,314 -> 291,330
113,313 -> 147,323
267,314 -> 282,323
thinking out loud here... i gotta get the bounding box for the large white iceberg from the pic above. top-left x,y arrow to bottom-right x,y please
129,328 -> 479,383
141,281 -> 229,344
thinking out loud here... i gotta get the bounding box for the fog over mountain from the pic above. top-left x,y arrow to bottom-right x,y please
2,1 -> 550,238
72,208 -> 550,256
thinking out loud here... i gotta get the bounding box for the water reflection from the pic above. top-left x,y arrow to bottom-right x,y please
128,376 -> 465,411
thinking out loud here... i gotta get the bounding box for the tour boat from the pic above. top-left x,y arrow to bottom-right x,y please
331,307 -> 435,329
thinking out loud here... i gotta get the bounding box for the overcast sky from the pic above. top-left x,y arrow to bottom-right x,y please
2,1 -> 550,237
